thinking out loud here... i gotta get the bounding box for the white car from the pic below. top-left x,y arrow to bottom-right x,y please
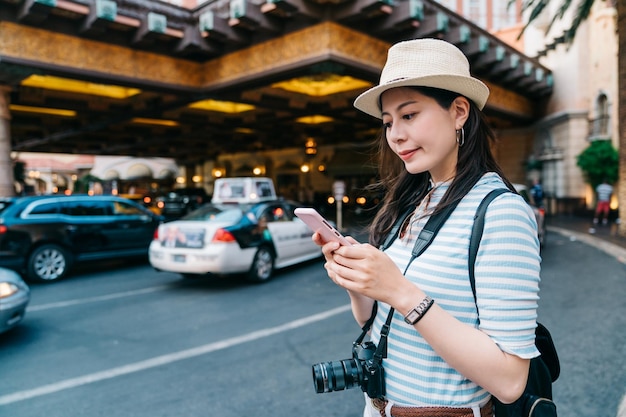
149,199 -> 323,282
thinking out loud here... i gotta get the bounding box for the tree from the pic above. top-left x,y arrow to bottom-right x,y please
577,140 -> 619,188
517,0 -> 625,237
514,0 -> 596,49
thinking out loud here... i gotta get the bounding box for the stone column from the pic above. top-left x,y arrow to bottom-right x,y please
185,163 -> 196,186
0,86 -> 15,196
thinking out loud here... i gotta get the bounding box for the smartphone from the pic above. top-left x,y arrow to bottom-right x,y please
294,207 -> 351,246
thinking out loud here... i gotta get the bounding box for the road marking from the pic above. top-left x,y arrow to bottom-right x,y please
619,393 -> 626,417
27,286 -> 171,312
0,304 -> 352,406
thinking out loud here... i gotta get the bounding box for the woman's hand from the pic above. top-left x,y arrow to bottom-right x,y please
312,232 -> 421,308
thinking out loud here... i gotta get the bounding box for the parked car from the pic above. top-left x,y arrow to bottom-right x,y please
154,187 -> 209,218
0,267 -> 30,334
514,183 -> 546,247
149,177 -> 322,282
0,195 -> 163,282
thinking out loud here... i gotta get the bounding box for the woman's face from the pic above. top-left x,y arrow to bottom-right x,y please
380,87 -> 468,183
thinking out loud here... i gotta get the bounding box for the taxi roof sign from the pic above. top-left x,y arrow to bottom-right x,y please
212,177 -> 277,204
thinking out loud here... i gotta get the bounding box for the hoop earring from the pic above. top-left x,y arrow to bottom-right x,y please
456,128 -> 465,147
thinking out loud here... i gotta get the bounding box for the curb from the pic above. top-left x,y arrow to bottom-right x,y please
619,395 -> 626,417
547,226 -> 626,265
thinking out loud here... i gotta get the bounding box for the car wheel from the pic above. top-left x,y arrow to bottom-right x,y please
247,246 -> 275,283
27,244 -> 71,282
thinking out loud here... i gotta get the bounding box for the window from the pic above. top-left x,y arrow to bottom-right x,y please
590,93 -> 610,138
262,204 -> 291,222
63,200 -> 110,216
29,202 -> 60,215
113,201 -> 145,216
492,0 -> 519,30
465,0 -> 486,28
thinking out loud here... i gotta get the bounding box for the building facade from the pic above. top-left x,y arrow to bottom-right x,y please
3,0 -> 611,217
523,1 -> 619,214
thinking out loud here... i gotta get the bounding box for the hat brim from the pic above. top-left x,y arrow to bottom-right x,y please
354,74 -> 489,119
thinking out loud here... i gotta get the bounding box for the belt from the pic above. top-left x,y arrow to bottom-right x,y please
371,398 -> 493,417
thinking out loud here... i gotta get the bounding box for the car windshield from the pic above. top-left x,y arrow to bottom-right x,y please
181,204 -> 250,222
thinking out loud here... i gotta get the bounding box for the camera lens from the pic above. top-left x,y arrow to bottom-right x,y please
312,359 -> 363,393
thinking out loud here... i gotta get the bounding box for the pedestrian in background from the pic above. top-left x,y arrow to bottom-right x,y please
530,178 -> 544,208
312,39 -> 541,417
593,179 -> 613,226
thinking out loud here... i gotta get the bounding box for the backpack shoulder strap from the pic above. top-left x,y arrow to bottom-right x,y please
469,188 -> 561,384
468,188 -> 511,303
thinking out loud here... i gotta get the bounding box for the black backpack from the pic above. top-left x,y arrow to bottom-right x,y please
381,188 -> 560,417
470,189 -> 560,417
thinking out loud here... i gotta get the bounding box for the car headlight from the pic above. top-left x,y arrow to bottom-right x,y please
0,282 -> 19,298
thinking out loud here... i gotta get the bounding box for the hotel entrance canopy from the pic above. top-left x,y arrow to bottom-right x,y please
0,0 -> 553,164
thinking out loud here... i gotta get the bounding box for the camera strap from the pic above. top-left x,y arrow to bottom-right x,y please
355,302 -> 378,345
365,198 -> 463,367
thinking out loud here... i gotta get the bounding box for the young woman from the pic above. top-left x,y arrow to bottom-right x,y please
313,39 -> 541,417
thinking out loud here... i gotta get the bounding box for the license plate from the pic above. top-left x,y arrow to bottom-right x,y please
173,254 -> 186,263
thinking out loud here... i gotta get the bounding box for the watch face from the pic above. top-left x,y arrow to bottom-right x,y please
404,310 -> 419,324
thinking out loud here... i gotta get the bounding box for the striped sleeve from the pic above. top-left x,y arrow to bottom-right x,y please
474,192 -> 541,358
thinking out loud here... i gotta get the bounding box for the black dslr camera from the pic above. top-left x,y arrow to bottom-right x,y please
311,341 -> 385,399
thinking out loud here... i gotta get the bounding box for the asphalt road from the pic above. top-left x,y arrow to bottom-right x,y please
0,230 -> 624,417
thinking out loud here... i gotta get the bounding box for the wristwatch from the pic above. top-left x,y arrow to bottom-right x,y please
404,296 -> 434,325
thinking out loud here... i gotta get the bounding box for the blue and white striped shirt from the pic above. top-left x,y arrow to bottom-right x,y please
370,172 -> 541,407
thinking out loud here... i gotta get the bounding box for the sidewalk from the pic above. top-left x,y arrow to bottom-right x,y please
547,214 -> 626,265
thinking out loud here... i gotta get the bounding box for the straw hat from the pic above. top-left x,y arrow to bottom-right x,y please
353,38 -> 489,118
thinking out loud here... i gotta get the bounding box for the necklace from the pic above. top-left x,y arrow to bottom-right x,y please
399,185 -> 437,241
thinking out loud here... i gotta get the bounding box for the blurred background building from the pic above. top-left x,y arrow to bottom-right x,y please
0,0 -> 618,218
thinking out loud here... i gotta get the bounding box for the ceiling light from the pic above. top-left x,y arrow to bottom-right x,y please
21,75 -> 141,99
10,104 -> 76,117
188,99 -> 255,114
131,118 -> 180,127
296,115 -> 333,124
272,75 -> 371,97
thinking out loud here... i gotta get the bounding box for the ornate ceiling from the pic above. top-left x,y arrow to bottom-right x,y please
0,0 -> 553,164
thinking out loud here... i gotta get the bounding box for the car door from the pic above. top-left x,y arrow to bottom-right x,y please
261,203 -> 303,262
107,200 -> 159,251
267,203 -> 319,261
287,203 -> 324,255
60,199 -> 109,254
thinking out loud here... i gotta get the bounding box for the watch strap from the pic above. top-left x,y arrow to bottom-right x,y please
404,296 -> 434,325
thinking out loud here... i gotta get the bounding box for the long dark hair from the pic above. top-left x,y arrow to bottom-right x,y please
367,86 -> 514,247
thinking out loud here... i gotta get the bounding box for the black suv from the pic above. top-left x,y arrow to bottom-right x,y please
154,187 -> 209,218
0,195 -> 162,282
